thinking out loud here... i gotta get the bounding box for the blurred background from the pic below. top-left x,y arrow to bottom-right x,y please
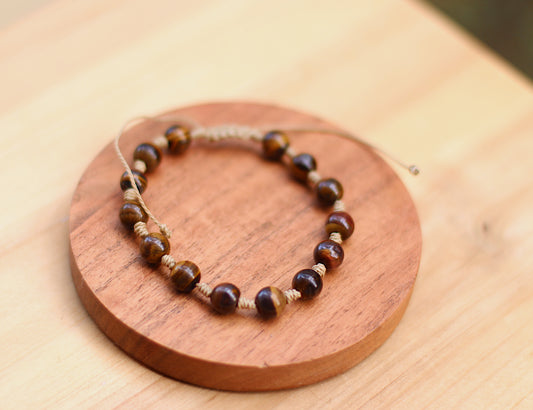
2,0 -> 531,80
427,0 -> 533,79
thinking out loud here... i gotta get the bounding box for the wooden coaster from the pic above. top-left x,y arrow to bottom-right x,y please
69,102 -> 422,391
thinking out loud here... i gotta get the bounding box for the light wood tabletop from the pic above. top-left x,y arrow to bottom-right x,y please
1,0 -> 532,408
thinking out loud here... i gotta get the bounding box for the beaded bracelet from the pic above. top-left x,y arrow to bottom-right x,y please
115,115 -> 418,319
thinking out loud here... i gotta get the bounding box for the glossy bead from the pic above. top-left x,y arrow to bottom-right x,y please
262,131 -> 290,160
171,261 -> 201,293
314,240 -> 344,269
255,286 -> 286,319
290,153 -> 317,182
326,211 -> 355,240
165,125 -> 191,154
120,170 -> 147,194
133,143 -> 162,173
292,269 -> 323,300
119,201 -> 148,229
316,178 -> 343,206
139,233 -> 170,264
210,283 -> 240,314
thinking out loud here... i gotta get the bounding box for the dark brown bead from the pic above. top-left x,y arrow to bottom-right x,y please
119,201 -> 148,230
262,131 -> 290,160
210,283 -> 240,314
120,170 -> 147,194
139,233 -> 170,264
290,153 -> 317,182
316,178 -> 344,206
171,261 -> 201,293
165,125 -> 191,154
255,286 -> 286,319
314,240 -> 344,269
292,269 -> 323,300
326,211 -> 355,240
133,143 -> 162,173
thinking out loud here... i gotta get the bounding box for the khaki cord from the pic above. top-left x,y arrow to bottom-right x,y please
114,115 -> 200,238
116,114 -> 419,312
329,232 -> 343,244
333,200 -> 345,212
134,221 -> 149,238
133,159 -> 147,174
274,126 -> 420,175
116,116 -> 418,239
284,289 -> 302,303
123,188 -> 138,202
237,296 -> 256,310
190,125 -> 262,142
196,282 -> 213,298
312,263 -> 327,277
307,170 -> 321,186
161,254 -> 176,270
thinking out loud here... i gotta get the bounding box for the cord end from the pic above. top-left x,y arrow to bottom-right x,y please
160,224 -> 172,238
408,165 -> 420,176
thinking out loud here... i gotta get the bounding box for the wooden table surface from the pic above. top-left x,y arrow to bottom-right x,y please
1,0 -> 532,408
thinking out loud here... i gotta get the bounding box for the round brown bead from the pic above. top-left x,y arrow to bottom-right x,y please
119,201 -> 148,230
255,286 -> 286,319
316,178 -> 344,206
139,232 -> 170,264
120,170 -> 147,194
326,211 -> 355,240
292,269 -> 323,300
314,240 -> 344,269
262,131 -> 290,160
210,283 -> 240,314
133,143 -> 162,173
290,153 -> 317,182
171,261 -> 201,293
165,125 -> 191,154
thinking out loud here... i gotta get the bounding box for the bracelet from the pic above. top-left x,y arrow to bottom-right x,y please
115,115 -> 419,319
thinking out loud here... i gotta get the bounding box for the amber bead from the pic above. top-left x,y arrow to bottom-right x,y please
120,170 -> 147,194
292,269 -> 323,300
171,261 -> 201,293
314,240 -> 344,269
119,201 -> 148,230
165,125 -> 191,154
262,131 -> 290,160
210,283 -> 240,314
133,143 -> 162,173
316,178 -> 343,206
139,233 -> 170,264
326,211 -> 355,240
255,286 -> 286,319
290,153 -> 317,182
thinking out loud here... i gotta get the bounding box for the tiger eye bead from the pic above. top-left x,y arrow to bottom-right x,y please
120,170 -> 147,194
292,269 -> 323,300
290,153 -> 317,182
171,261 -> 201,293
262,131 -> 290,160
210,283 -> 240,314
119,201 -> 148,230
139,233 -> 170,264
255,286 -> 286,319
314,240 -> 344,269
165,125 -> 191,154
326,211 -> 355,240
133,143 -> 162,173
316,178 -> 344,206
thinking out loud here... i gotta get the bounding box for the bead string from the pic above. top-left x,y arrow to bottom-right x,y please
115,115 -> 418,319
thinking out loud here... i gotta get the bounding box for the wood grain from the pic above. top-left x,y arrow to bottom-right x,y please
1,0 -> 532,407
69,102 -> 421,390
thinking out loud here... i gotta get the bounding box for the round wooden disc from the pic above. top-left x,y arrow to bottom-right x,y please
69,102 -> 421,391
